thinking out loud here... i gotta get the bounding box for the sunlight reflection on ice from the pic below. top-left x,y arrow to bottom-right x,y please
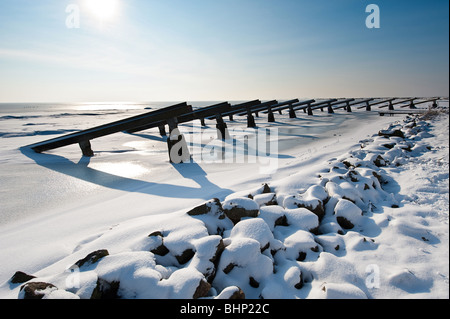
89,162 -> 149,178
76,103 -> 145,111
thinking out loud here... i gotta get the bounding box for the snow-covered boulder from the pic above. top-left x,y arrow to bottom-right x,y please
19,281 -> 79,299
258,205 -> 287,231
282,185 -> 328,220
279,229 -> 319,261
334,199 -> 363,229
320,282 -> 367,299
213,237 -> 274,297
253,192 -> 278,207
186,198 -> 233,235
215,286 -> 246,299
222,197 -> 260,224
284,207 -> 320,233
230,218 -> 275,252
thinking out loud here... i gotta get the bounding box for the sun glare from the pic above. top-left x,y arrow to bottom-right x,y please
84,0 -> 119,21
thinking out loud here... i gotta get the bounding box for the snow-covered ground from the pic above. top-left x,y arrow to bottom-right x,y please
0,103 -> 448,299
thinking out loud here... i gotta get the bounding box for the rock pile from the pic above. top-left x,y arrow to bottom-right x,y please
9,116 -> 434,299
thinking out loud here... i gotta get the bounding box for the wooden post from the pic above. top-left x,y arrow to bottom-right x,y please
167,118 -> 178,132
79,140 -> 94,157
432,100 -> 438,108
307,103 -> 313,115
288,104 -> 297,118
346,101 -> 352,112
327,102 -> 334,114
388,100 -> 394,111
215,114 -> 229,140
247,108 -> 256,128
366,101 -> 371,111
158,124 -> 167,136
267,106 -> 275,122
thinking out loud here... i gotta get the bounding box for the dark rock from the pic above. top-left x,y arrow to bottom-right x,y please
223,263 -> 236,274
210,240 -> 225,265
266,195 -> 278,206
187,198 -> 223,217
342,160 -> 354,168
297,251 -> 307,262
378,129 -> 405,138
228,287 -> 246,299
223,199 -> 259,224
193,279 -> 211,299
90,279 -> 120,299
274,215 -> 289,227
205,239 -> 225,283
255,193 -> 278,206
148,232 -> 169,256
176,248 -> 195,265
151,243 -> 170,256
347,170 -> 359,182
309,226 -> 320,235
261,242 -> 270,253
337,216 -> 355,229
372,171 -> 383,184
249,277 -> 260,288
374,155 -> 387,167
19,282 -> 57,299
296,200 -> 325,221
382,143 -> 395,149
10,271 -> 36,284
148,231 -> 164,237
294,273 -> 304,290
262,183 -> 272,194
74,249 -> 109,268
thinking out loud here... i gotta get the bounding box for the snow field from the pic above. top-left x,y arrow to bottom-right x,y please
3,112 -> 448,299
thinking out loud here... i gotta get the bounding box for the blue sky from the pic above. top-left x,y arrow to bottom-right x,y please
0,0 -> 448,102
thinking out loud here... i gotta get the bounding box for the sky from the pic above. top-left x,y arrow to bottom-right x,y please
0,0 -> 448,103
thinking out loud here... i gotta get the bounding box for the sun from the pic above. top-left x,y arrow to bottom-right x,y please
84,0 -> 119,22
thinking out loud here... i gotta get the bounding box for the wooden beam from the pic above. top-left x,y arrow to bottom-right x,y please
268,99 -> 315,118
27,102 -> 192,155
125,102 -> 231,134
308,99 -> 338,114
236,100 -> 278,117
378,98 -> 416,109
357,98 -> 396,110
330,99 -> 355,112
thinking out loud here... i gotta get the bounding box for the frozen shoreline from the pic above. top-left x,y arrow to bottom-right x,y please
0,107 -> 448,298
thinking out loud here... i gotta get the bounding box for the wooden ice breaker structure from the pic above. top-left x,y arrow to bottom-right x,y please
25,97 -> 444,160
